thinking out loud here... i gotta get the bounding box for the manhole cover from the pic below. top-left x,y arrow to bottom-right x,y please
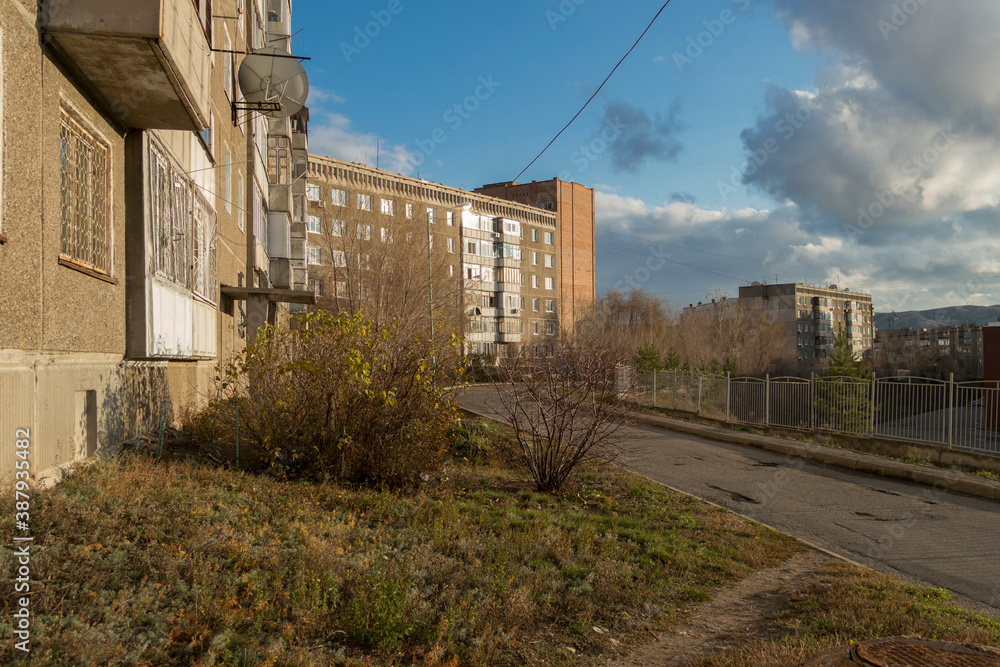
855,638 -> 1000,666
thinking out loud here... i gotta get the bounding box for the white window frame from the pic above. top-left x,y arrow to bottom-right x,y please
447,238 -> 455,253
427,207 -> 435,224
357,193 -> 372,211
405,203 -> 413,219
544,254 -> 555,268
306,183 -> 320,201
545,299 -> 556,313
307,215 -> 322,234
331,188 -> 347,206
307,246 -> 321,265
381,198 -> 394,216
531,275 -> 539,289
544,277 -> 555,290
544,231 -> 554,245
332,250 -> 347,267
531,229 -> 538,242
330,219 -> 346,236
446,211 -> 454,226
532,252 -> 538,266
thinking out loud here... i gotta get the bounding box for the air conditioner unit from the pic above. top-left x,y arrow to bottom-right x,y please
510,308 -> 519,315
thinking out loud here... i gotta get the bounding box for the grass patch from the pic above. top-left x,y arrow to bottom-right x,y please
0,434 -> 803,666
692,563 -> 1000,666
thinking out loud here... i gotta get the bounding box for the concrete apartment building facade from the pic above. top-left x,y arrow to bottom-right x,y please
474,179 -> 596,335
738,283 -> 876,365
0,0 -> 310,481
873,326 -> 985,380
304,156 -> 568,358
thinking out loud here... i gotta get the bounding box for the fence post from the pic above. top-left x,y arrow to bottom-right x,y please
947,372 -> 954,448
652,369 -> 657,408
765,374 -> 771,426
726,371 -> 731,422
698,375 -> 703,414
868,376 -> 876,437
810,372 -> 815,430
673,372 -> 678,409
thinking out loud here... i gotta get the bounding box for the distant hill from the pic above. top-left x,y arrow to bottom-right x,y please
874,305 -> 1000,331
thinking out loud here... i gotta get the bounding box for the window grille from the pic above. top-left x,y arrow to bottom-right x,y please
149,139 -> 191,288
59,109 -> 110,274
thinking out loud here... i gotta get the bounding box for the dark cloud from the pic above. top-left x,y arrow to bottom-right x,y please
733,0 -> 1000,247
601,99 -> 684,173
670,192 -> 697,204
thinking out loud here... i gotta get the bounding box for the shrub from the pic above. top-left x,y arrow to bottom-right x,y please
198,311 -> 459,486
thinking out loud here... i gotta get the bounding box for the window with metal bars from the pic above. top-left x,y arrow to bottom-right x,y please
148,138 -> 217,303
59,109 -> 110,275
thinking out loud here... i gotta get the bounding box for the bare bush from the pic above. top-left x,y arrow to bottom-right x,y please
493,346 -> 633,493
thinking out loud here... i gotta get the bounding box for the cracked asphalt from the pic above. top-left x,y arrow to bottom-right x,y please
460,386 -> 1000,618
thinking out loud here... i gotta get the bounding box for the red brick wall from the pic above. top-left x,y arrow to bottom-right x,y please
475,179 -> 595,338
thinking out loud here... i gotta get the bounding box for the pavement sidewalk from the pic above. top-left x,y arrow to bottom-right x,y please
628,410 -> 1000,502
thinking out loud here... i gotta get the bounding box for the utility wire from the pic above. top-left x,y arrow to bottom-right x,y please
513,1 -> 673,182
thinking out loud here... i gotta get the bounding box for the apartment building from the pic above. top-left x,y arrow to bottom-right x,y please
474,179 -> 596,335
738,283 -> 875,365
304,156 -> 562,358
874,326 -> 984,380
0,0 -> 310,481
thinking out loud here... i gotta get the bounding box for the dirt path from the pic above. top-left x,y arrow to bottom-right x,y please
617,550 -> 840,666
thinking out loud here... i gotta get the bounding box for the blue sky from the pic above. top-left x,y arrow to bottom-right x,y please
292,0 -> 1000,313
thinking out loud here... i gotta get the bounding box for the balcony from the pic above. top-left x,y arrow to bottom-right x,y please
41,0 -> 211,132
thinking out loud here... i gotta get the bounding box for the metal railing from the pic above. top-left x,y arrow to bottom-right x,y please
629,370 -> 1000,457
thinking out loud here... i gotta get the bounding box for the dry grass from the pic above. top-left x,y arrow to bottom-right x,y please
0,429 -> 802,666
692,562 -> 1000,666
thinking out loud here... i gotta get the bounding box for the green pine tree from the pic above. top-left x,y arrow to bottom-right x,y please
634,343 -> 662,374
818,329 -> 873,433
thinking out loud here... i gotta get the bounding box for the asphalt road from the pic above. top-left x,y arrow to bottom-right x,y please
460,386 -> 1000,618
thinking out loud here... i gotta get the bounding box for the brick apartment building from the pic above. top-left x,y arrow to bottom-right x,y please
475,179 -> 596,334
738,283 -> 876,365
305,156 -> 583,358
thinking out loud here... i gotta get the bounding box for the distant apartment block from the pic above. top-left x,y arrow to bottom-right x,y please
874,326 -> 984,380
738,283 -> 876,365
305,156 -> 566,357
474,179 -> 596,334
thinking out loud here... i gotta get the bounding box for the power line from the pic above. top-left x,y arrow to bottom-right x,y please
513,1 -> 674,182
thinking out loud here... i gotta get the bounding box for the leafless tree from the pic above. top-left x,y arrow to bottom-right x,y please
493,344 -> 633,493
310,202 -> 465,366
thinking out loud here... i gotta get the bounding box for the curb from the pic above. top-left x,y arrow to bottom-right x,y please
628,412 -> 1000,502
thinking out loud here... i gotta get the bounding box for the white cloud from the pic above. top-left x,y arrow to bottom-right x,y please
308,110 -> 416,175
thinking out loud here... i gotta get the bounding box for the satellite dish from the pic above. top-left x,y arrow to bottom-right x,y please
238,47 -> 309,118
751,281 -> 761,287
829,284 -> 838,290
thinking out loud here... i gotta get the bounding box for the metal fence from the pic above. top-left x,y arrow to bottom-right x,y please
630,370 -> 1000,457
